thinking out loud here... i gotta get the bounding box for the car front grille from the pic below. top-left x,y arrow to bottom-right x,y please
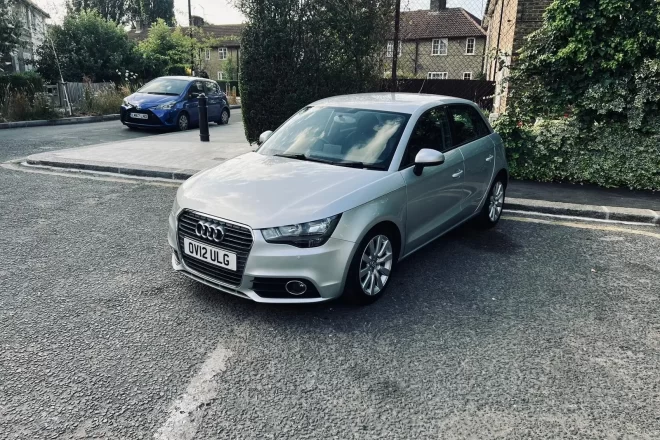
177,210 -> 253,287
124,109 -> 163,125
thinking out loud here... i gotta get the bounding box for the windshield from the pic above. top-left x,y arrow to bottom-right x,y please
258,106 -> 410,170
137,78 -> 189,96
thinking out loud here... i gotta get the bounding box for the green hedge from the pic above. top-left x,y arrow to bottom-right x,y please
495,116 -> 660,191
0,72 -> 44,100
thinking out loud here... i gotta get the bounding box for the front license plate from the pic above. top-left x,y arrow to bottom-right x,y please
130,112 -> 148,119
183,237 -> 237,271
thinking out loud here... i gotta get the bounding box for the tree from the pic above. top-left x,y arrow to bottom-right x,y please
68,0 -> 175,26
129,0 -> 175,27
35,10 -> 139,82
236,0 -> 395,143
68,0 -> 129,24
0,0 -> 23,71
137,19 -> 194,78
508,0 -> 660,129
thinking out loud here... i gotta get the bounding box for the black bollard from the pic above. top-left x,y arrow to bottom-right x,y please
198,93 -> 209,142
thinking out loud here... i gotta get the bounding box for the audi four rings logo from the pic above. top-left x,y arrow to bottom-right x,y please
196,221 -> 225,242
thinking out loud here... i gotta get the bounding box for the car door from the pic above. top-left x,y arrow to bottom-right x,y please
204,81 -> 221,121
447,104 -> 496,216
184,81 -> 204,125
400,106 -> 466,254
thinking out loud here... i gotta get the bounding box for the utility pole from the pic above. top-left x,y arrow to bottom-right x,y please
391,0 -> 401,92
188,0 -> 194,76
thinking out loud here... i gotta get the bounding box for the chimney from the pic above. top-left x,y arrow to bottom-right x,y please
430,0 -> 447,11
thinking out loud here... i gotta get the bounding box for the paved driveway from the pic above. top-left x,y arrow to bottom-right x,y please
1,166 -> 659,439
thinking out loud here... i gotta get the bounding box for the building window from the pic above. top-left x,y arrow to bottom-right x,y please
386,40 -> 401,57
466,38 -> 476,55
428,72 -> 448,79
217,71 -> 225,80
431,38 -> 448,56
205,48 -> 210,60
218,47 -> 228,60
463,72 -> 473,80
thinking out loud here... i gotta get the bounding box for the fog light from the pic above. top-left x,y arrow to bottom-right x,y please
285,280 -> 307,296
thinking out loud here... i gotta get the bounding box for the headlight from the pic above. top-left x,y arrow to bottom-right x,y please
156,101 -> 177,110
171,196 -> 181,216
261,214 -> 341,248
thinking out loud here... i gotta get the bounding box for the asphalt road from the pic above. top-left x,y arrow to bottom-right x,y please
0,121 -> 160,162
1,166 -> 659,439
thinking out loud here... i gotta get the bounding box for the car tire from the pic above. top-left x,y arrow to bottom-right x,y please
475,176 -> 506,229
176,112 -> 190,131
218,108 -> 230,125
343,227 -> 397,305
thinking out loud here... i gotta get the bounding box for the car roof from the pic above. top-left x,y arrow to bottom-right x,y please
310,93 -> 475,114
156,76 -> 214,82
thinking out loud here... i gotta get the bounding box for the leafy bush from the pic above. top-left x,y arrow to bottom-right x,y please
495,116 -> 660,191
0,89 -> 59,122
0,72 -> 44,101
238,0 -> 395,143
80,85 -> 125,115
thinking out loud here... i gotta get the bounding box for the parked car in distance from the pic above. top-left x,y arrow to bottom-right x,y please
168,93 -> 508,305
120,76 -> 230,131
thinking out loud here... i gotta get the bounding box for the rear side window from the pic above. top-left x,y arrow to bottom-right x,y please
447,105 -> 490,146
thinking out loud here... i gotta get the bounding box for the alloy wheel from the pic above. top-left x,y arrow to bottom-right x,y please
178,114 -> 189,131
488,181 -> 504,222
359,235 -> 393,296
221,110 -> 229,124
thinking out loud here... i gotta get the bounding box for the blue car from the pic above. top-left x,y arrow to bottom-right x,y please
120,76 -> 231,130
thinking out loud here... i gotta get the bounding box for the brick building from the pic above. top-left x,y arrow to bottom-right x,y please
385,0 -> 486,80
128,23 -> 245,81
3,0 -> 50,73
482,0 -> 553,113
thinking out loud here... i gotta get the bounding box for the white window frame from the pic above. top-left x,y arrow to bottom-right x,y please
465,38 -> 476,55
205,48 -> 210,60
218,47 -> 228,60
386,40 -> 402,57
431,38 -> 448,56
217,71 -> 225,80
427,72 -> 448,79
463,72 -> 473,80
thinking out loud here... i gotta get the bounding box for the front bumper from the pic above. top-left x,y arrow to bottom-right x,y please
167,210 -> 356,303
120,105 -> 177,128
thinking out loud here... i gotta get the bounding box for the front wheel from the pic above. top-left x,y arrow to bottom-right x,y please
176,112 -> 189,131
343,229 -> 396,305
475,177 -> 506,228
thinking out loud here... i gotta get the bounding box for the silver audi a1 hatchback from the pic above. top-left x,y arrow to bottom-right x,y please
168,93 -> 508,304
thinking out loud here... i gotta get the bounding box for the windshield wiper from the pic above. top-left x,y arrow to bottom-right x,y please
274,153 -> 383,170
274,153 -> 307,160
147,92 -> 179,96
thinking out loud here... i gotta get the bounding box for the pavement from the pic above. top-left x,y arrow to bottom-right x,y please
9,111 -> 660,224
1,165 -> 660,438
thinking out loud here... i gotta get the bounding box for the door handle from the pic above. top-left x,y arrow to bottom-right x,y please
452,169 -> 464,178
486,155 -> 494,162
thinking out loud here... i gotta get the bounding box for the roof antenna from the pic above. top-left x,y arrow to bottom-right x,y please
418,77 -> 427,94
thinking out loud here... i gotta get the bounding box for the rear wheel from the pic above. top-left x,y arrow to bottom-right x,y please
176,112 -> 189,131
343,228 -> 396,305
475,177 -> 505,228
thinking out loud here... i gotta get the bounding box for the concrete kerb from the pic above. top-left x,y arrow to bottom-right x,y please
504,197 -> 660,226
0,114 -> 120,130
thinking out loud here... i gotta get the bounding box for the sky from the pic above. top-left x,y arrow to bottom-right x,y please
35,0 -> 485,26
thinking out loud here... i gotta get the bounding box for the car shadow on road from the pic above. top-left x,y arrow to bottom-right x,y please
186,222 -> 525,336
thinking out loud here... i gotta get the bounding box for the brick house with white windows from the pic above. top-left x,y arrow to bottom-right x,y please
384,0 -> 486,80
128,23 -> 244,81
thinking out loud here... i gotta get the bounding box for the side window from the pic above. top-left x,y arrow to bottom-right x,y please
401,106 -> 452,168
203,81 -> 216,95
447,105 -> 480,146
189,81 -> 204,96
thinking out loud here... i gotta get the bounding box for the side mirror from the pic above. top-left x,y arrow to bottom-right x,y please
258,130 -> 273,145
189,91 -> 200,99
413,149 -> 445,176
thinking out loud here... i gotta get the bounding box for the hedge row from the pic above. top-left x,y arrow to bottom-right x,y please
495,116 -> 660,191
0,72 -> 44,101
